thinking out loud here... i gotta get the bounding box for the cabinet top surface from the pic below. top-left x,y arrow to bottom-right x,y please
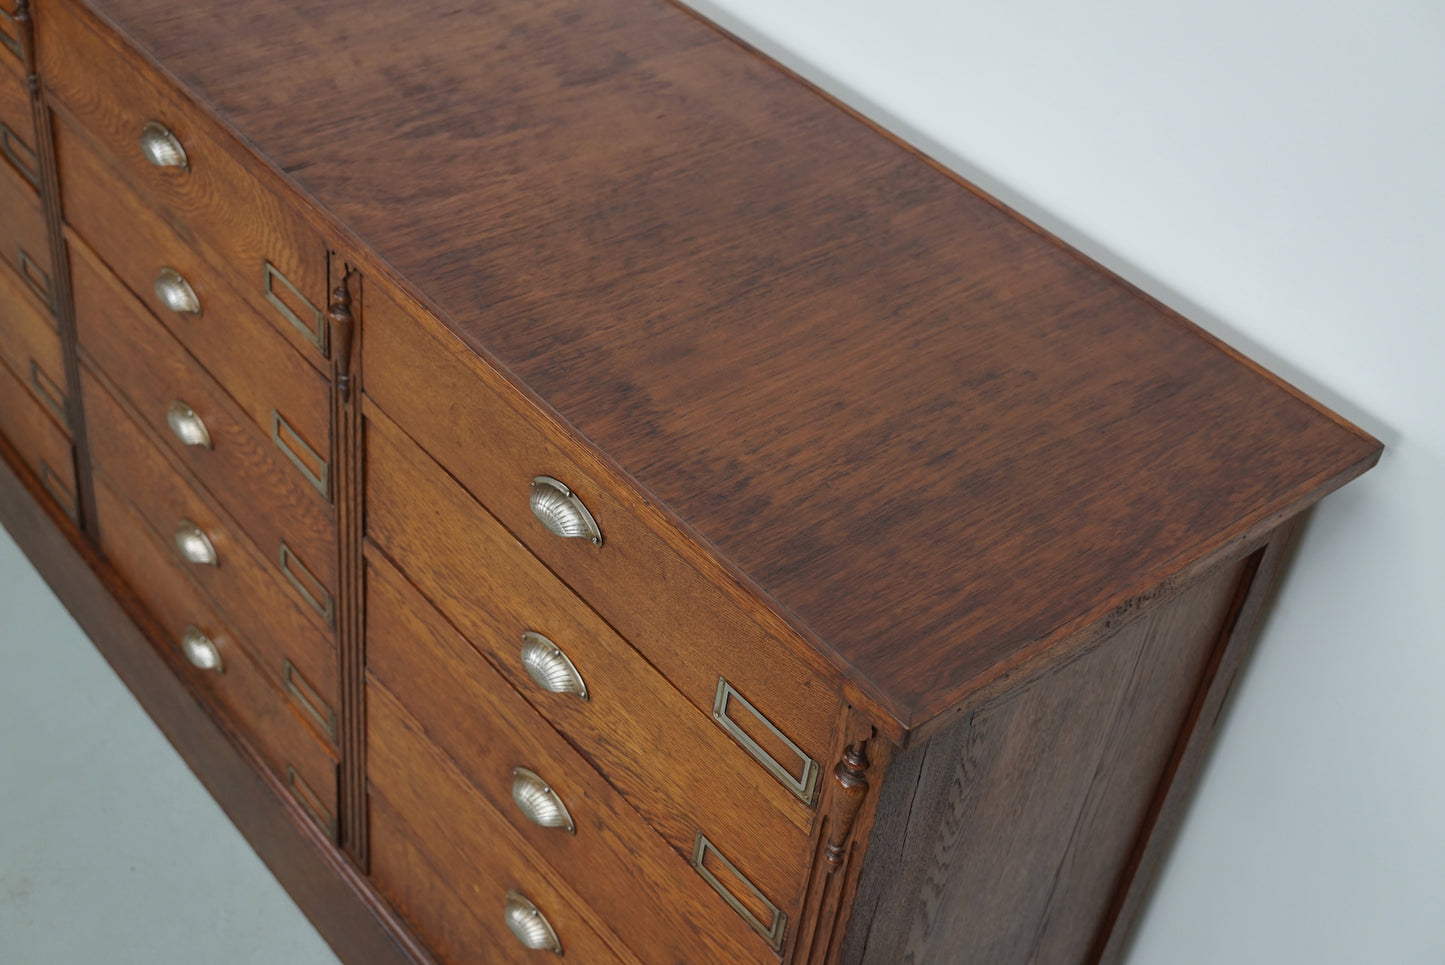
69,0 -> 1379,733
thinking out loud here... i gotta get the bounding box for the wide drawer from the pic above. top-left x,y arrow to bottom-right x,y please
366,411 -> 812,908
367,555 -> 793,959
363,282 -> 841,808
82,365 -> 340,727
0,349 -> 75,520
369,681 -> 776,964
0,62 -> 39,190
40,0 -> 331,370
370,792 -> 627,965
0,259 -> 67,429
0,146 -> 52,311
93,472 -> 339,838
71,232 -> 337,598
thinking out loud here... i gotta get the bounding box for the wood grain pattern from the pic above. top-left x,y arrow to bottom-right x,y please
0,258 -> 67,426
0,442 -> 424,965
0,341 -> 74,517
69,231 -> 338,594
46,0 -> 1382,737
364,414 -> 813,897
368,681 -> 776,963
0,144 -> 51,301
38,0 -> 330,370
0,62 -> 39,185
82,365 -> 339,701
840,553 -> 1251,964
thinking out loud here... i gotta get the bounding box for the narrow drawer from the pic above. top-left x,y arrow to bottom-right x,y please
370,792 -> 627,965
0,148 -> 52,311
71,233 -> 337,598
367,413 -> 812,904
367,557 -> 797,958
40,0 -> 330,370
364,283 -> 841,808
0,351 -> 75,520
0,260 -> 68,429
369,682 -> 776,964
83,366 -> 340,729
0,64 -> 40,190
56,114 -> 334,474
93,473 -> 339,838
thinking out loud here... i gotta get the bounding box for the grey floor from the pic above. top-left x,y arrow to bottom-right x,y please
0,523 -> 340,965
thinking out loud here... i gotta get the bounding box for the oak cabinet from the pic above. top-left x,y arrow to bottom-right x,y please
0,0 -> 1380,962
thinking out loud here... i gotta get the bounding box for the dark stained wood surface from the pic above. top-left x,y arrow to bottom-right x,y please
56,0 -> 1382,736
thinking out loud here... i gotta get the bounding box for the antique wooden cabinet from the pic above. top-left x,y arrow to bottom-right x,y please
0,0 -> 1381,961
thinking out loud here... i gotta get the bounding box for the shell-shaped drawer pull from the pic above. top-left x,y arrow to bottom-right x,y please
174,519 -> 218,567
154,267 -> 201,316
139,121 -> 188,169
180,625 -> 223,672
503,892 -> 563,955
520,632 -> 588,701
511,767 -> 575,834
166,400 -> 212,448
529,476 -> 602,546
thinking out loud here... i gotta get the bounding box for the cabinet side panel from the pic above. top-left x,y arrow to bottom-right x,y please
841,554 -> 1252,965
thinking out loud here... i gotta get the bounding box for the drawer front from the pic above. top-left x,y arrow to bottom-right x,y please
364,282 -> 841,807
0,151 -> 52,311
57,116 -> 333,464
367,414 -> 812,900
367,557 -> 796,960
71,234 -> 337,598
93,474 -> 339,837
370,792 -> 628,965
0,0 -> 23,70
40,0 -> 330,369
0,350 -> 75,519
0,65 -> 39,190
0,261 -> 67,429
83,366 -> 340,725
369,682 -> 776,964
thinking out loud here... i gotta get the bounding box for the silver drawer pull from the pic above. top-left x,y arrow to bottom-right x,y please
139,120 -> 188,169
511,768 -> 575,834
173,519 -> 218,567
180,625 -> 223,672
503,892 -> 562,955
154,267 -> 201,315
520,632 -> 588,701
529,476 -> 601,546
166,400 -> 212,448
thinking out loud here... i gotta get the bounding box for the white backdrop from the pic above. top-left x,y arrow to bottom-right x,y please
682,0 -> 1445,961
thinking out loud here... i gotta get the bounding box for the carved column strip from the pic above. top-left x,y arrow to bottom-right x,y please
789,708 -> 892,964
19,0 -> 100,537
328,257 -> 368,869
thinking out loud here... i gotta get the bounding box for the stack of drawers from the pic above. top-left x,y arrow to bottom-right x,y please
41,0 -> 343,843
0,0 -> 76,524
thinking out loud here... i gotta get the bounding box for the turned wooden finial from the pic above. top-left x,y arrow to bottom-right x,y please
824,738 -> 871,868
328,270 -> 356,402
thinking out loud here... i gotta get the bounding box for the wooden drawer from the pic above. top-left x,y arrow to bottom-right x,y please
364,283 -> 842,807
370,792 -> 627,965
0,349 -> 75,520
56,113 -> 334,469
39,0 -> 331,371
83,365 -> 340,729
0,260 -> 67,430
71,233 -> 337,598
0,0 -> 23,76
93,472 -> 340,838
366,412 -> 812,904
0,147 -> 52,311
369,681 -> 776,964
0,63 -> 39,190
367,555 -> 797,958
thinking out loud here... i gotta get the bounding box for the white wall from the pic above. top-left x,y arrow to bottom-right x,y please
683,0 -> 1445,961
